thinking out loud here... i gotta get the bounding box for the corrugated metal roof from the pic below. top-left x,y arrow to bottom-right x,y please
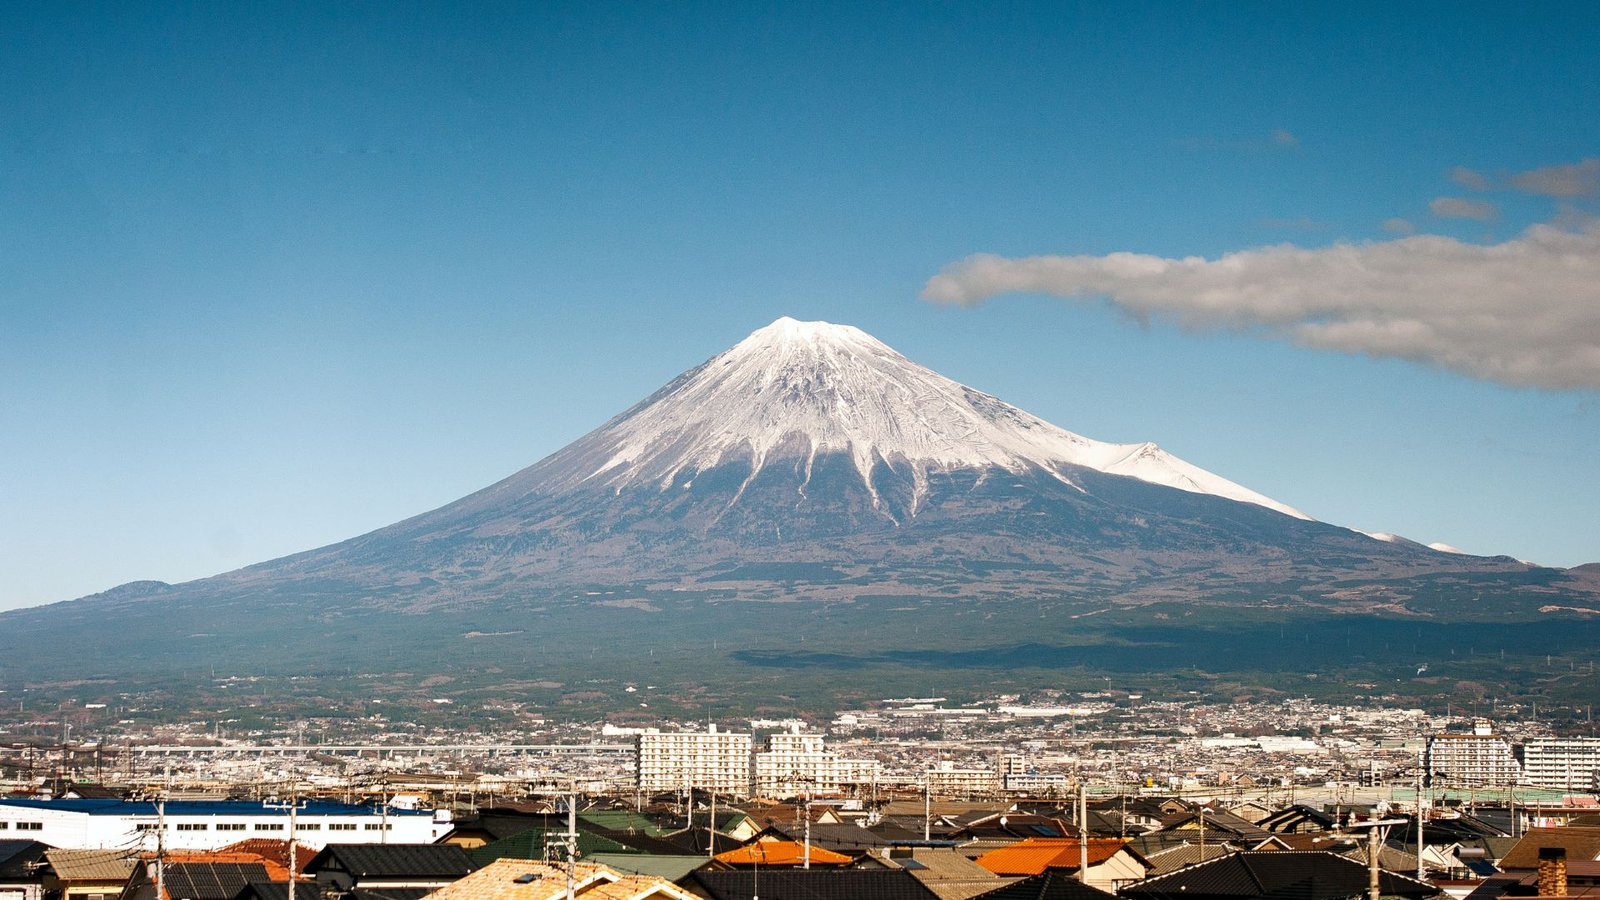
45,848 -> 139,882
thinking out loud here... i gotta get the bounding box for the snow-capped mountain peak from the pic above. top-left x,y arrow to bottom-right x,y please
535,318 -> 1308,519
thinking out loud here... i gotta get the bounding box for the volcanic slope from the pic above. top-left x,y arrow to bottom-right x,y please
5,318 -> 1596,697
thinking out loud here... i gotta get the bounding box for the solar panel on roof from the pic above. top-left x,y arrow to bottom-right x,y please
1030,825 -> 1062,837
899,859 -> 927,870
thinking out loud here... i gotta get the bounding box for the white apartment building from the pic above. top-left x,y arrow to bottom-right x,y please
1425,722 -> 1521,787
925,760 -> 998,799
1521,737 -> 1600,790
636,725 -> 753,797
0,798 -> 447,851
997,754 -> 1070,795
750,726 -> 878,798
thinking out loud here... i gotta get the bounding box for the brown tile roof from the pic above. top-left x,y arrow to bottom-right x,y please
1501,828 -> 1600,870
218,841 -> 319,876
157,851 -> 290,882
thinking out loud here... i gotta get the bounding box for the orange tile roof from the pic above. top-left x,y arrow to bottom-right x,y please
147,850 -> 290,881
975,838 -> 1131,876
714,840 -> 854,867
218,839 -> 319,875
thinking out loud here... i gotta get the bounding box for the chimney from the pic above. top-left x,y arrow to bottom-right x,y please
1538,847 -> 1568,898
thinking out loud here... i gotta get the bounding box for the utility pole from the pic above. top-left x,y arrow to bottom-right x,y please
923,777 -> 931,842
155,794 -> 166,900
265,795 -> 306,899
708,790 -> 717,859
803,792 -> 812,871
1368,823 -> 1382,900
564,787 -> 577,900
1415,770 -> 1426,883
1077,780 -> 1089,882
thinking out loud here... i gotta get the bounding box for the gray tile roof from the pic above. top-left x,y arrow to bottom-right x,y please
307,845 -> 477,880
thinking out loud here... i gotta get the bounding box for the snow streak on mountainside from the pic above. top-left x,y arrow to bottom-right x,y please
531,317 -> 1308,519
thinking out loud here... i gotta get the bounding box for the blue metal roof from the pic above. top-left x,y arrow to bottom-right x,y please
0,798 -> 431,816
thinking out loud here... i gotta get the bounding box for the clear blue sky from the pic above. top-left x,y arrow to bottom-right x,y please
4,2 -> 1597,611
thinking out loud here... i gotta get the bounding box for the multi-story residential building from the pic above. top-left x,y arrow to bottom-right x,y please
1425,722 -> 1521,787
750,726 -> 878,798
925,760 -> 998,799
998,755 -> 1070,796
636,725 -> 753,797
0,798 -> 446,851
1520,737 -> 1600,790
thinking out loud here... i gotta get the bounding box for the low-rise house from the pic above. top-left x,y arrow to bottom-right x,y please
1156,809 -> 1272,846
1499,828 -> 1600,872
0,840 -> 52,900
1142,843 -> 1234,876
973,838 -> 1150,893
686,868 -> 939,899
874,845 -> 1015,900
427,858 -> 696,900
712,841 -> 855,868
1462,848 -> 1600,900
1119,850 -> 1439,900
1256,805 -> 1338,835
121,856 -> 279,900
303,845 -> 476,893
44,848 -> 138,900
968,871 -> 1121,900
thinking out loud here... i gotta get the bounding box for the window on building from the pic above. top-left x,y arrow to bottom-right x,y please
328,823 -> 356,831
216,823 -> 245,831
176,823 -> 208,831
255,823 -> 283,831
299,823 -> 321,830
363,823 -> 392,831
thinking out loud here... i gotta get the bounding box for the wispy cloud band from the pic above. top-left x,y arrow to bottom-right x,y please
922,225 -> 1600,391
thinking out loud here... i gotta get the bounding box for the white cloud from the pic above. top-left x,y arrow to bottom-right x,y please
1272,129 -> 1299,148
1450,166 -> 1491,191
1430,196 -> 1498,220
921,224 -> 1600,391
1381,217 -> 1416,235
1510,158 -> 1600,198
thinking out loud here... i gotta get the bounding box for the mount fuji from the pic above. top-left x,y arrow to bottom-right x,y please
5,318 -> 1596,710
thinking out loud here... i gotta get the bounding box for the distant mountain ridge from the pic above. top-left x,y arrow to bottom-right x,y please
4,318 -> 1597,706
